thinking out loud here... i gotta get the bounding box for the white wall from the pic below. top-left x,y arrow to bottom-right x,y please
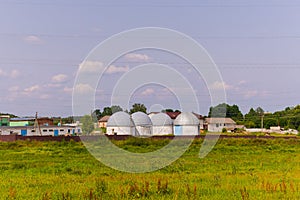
174,125 -> 199,136
152,126 -> 173,136
107,126 -> 135,135
208,123 -> 235,132
136,126 -> 152,136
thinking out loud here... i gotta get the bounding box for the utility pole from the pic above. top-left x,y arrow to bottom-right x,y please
261,113 -> 264,133
34,112 -> 42,136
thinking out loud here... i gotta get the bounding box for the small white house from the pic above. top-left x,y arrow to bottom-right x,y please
106,112 -> 135,135
150,113 -> 173,135
205,118 -> 236,132
131,112 -> 152,137
173,112 -> 199,136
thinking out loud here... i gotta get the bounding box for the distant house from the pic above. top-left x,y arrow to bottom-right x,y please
192,112 -> 205,130
9,117 -> 54,127
0,115 -> 10,126
98,115 -> 110,128
165,111 -> 181,121
205,118 -> 236,132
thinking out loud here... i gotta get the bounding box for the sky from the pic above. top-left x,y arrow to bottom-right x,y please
0,0 -> 300,117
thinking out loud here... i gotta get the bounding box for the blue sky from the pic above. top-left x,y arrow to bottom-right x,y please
0,0 -> 300,117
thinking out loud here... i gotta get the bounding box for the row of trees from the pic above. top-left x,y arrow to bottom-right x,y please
92,103 -> 147,120
209,103 -> 300,131
81,103 -> 300,134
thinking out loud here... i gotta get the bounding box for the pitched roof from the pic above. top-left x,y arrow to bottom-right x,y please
205,118 -> 236,124
99,115 -> 110,122
165,111 -> 181,119
192,112 -> 204,120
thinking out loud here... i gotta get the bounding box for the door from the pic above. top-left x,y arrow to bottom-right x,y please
54,130 -> 59,136
174,125 -> 182,136
21,129 -> 27,136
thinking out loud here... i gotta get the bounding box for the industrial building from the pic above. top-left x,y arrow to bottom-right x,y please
0,125 -> 81,136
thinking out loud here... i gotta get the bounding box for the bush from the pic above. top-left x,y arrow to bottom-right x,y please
222,128 -> 227,133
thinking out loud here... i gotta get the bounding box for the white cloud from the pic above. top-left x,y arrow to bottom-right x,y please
209,81 -> 232,90
40,94 -> 51,99
0,69 -> 7,77
79,61 -> 104,73
74,83 -> 94,94
79,61 -> 129,75
141,88 -> 155,96
0,69 -> 21,78
10,69 -> 20,78
24,85 -> 40,93
124,53 -> 151,61
52,74 -> 68,83
8,86 -> 19,92
23,35 -> 43,44
243,90 -> 258,99
238,80 -> 247,85
105,65 -> 129,74
63,87 -> 73,94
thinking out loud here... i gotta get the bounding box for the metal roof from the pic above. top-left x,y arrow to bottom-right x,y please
174,112 -> 199,126
107,112 -> 134,127
205,118 -> 236,124
131,112 -> 152,126
150,113 -> 173,126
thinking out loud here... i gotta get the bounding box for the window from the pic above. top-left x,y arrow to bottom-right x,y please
49,129 -> 53,132
43,129 -> 47,132
216,124 -> 219,127
60,129 -> 64,132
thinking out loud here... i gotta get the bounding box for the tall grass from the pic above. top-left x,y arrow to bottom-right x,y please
0,138 -> 299,199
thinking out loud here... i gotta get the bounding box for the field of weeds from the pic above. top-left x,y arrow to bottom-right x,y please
0,138 -> 299,199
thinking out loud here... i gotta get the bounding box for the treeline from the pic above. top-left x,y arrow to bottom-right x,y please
209,103 -> 300,131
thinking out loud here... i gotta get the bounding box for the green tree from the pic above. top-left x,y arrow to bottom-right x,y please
256,107 -> 264,116
101,107 -> 112,117
208,103 -> 243,121
130,103 -> 147,114
111,105 -> 123,114
162,109 -> 174,113
81,115 -> 94,135
92,109 -> 102,120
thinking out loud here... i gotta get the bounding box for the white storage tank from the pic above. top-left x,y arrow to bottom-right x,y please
173,112 -> 199,136
150,113 -> 173,135
131,112 -> 152,136
106,112 -> 136,135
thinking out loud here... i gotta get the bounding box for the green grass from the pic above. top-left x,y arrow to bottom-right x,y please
0,138 -> 299,199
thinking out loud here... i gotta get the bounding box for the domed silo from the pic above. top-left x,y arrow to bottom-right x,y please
173,112 -> 199,136
106,112 -> 135,135
131,112 -> 152,136
150,113 -> 173,135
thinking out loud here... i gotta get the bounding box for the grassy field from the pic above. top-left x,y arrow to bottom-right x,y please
0,137 -> 299,199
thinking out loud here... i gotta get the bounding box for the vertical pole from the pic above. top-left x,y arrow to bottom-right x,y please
261,113 -> 264,133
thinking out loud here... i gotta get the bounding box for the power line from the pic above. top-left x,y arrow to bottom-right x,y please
2,32 -> 300,40
1,1 -> 300,8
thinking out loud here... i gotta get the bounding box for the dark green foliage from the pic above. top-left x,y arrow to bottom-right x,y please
81,115 -> 94,134
208,103 -> 243,121
130,103 -> 147,114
